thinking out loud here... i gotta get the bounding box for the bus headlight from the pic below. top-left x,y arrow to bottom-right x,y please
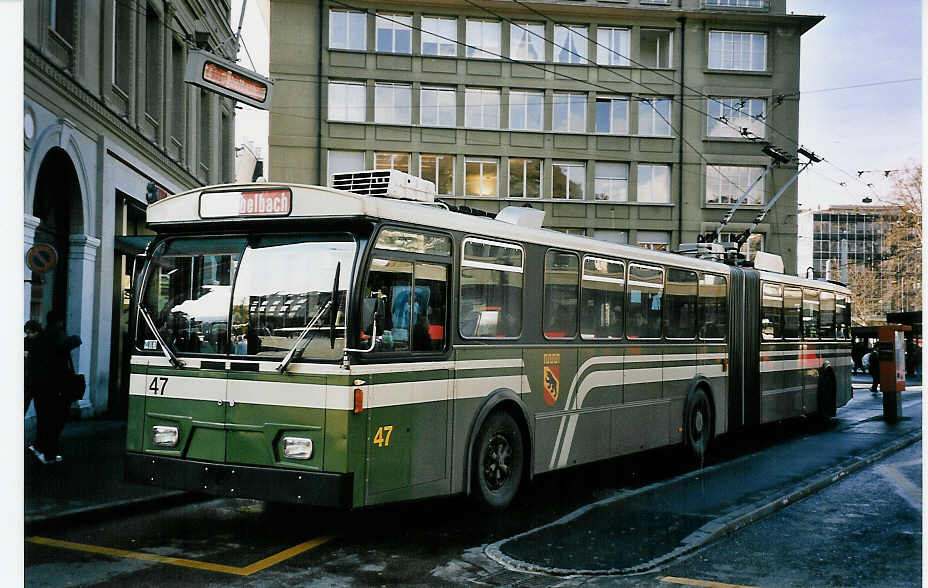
282,437 -> 314,460
152,426 -> 179,447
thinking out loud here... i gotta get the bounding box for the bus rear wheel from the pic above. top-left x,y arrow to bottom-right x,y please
684,388 -> 713,465
473,411 -> 524,510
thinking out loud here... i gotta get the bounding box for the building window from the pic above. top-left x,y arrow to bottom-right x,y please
594,163 -> 629,201
376,13 -> 412,54
50,0 -> 74,45
509,90 -> 543,131
375,152 -> 410,173
705,0 -> 766,8
719,232 -> 764,260
509,158 -> 542,198
640,29 -> 672,68
171,38 -> 185,144
708,31 -> 766,71
595,96 -> 629,134
637,164 -> 670,203
420,86 -> 456,127
465,157 -> 498,197
145,7 -> 162,120
638,98 -> 671,136
421,16 -> 457,56
465,88 -> 500,129
553,92 -> 586,132
114,0 -> 132,91
329,10 -> 366,51
328,81 -> 366,122
510,22 -> 545,61
554,25 -> 588,64
375,83 -> 411,125
466,20 -> 501,59
597,27 -> 630,66
552,161 -> 585,200
220,112 -> 231,182
592,229 -> 628,244
420,154 -> 455,195
636,231 -> 670,251
328,150 -> 365,185
706,165 -> 765,205
707,97 -> 766,138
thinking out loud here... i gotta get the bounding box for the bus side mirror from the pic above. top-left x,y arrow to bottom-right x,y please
362,296 -> 386,336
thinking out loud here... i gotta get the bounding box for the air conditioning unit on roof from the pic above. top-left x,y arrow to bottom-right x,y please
332,170 -> 436,203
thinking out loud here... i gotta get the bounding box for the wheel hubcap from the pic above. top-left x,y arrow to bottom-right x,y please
484,433 -> 512,491
694,410 -> 704,435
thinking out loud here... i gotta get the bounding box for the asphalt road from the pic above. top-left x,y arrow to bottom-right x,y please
25,384 -> 921,587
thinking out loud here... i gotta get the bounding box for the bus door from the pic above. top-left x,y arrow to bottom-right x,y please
363,253 -> 452,502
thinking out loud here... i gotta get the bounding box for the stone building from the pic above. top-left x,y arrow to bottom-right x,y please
24,0 -> 236,425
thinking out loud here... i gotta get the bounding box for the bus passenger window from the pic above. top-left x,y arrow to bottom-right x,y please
836,295 -> 849,339
626,264 -> 663,339
543,251 -> 579,339
664,268 -> 698,339
460,239 -> 523,339
819,291 -> 836,339
782,287 -> 802,339
699,273 -> 727,340
761,283 -> 783,340
412,263 -> 448,352
803,289 -> 820,340
365,259 -> 413,352
581,257 -> 624,340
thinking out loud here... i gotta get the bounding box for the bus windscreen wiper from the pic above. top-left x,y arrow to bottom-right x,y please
138,304 -> 185,369
275,299 -> 332,374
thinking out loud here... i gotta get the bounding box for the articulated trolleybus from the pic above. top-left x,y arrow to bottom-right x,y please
126,170 -> 852,509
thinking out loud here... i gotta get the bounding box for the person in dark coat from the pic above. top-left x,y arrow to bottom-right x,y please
24,320 -> 42,414
28,310 -> 81,464
867,346 -> 880,395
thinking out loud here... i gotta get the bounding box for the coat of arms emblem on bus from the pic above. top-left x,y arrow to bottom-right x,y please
543,353 -> 560,406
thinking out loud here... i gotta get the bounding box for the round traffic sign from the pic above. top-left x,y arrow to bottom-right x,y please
26,244 -> 58,274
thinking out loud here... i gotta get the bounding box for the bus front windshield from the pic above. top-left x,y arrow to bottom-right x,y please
137,235 -> 356,362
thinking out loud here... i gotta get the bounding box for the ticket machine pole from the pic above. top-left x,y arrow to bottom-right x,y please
878,324 -> 911,423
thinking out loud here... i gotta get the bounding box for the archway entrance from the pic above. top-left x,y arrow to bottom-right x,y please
30,147 -> 82,323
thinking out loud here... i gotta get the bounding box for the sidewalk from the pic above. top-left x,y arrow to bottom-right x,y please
24,418 -> 191,529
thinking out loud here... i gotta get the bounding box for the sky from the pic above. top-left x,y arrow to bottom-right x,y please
787,0 -> 922,208
231,1 -> 922,207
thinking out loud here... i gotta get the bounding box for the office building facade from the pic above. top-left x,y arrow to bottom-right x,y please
269,0 -> 820,273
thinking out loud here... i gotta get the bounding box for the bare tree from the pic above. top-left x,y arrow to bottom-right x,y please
847,262 -> 890,324
883,164 -> 922,312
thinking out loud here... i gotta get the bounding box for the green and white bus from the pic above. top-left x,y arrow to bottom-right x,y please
126,171 -> 853,509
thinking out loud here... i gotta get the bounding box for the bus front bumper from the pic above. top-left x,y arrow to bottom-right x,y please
126,452 -> 354,508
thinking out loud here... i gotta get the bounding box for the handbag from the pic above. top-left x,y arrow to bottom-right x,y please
65,355 -> 85,403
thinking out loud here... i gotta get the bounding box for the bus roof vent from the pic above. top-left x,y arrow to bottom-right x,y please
332,170 -> 436,203
753,251 -> 785,273
496,206 -> 545,229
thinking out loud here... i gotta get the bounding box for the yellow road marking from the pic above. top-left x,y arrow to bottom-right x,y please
660,576 -> 762,588
27,535 -> 334,576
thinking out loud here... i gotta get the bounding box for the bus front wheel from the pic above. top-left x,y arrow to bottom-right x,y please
684,388 -> 713,465
472,411 -> 524,510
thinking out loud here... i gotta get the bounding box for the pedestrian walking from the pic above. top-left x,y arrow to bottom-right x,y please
24,319 -> 42,414
28,310 -> 82,464
867,346 -> 880,395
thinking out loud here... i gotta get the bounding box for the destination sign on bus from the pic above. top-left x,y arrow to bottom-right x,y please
199,188 -> 292,218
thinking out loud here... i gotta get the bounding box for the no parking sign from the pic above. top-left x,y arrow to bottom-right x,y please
26,244 -> 58,274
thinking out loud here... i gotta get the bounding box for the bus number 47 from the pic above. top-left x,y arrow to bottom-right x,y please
373,426 -> 393,447
148,377 -> 168,395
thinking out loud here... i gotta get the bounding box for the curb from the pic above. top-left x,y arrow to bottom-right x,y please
484,428 -> 922,577
25,491 -> 206,534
